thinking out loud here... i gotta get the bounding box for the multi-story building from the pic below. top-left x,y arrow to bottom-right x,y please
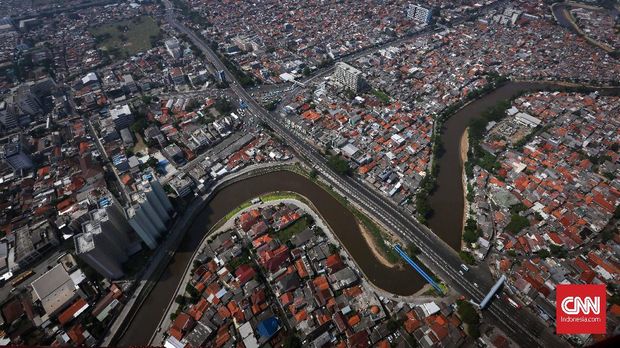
1,142 -> 33,172
74,227 -> 125,280
74,202 -> 132,279
165,37 -> 181,59
109,104 -> 134,130
0,83 -> 47,133
14,85 -> 43,115
0,101 -> 19,132
232,36 -> 254,52
127,175 -> 173,249
169,175 -> 194,198
217,70 -> 226,83
13,222 -> 59,268
170,67 -> 186,86
407,4 -> 432,25
332,62 -> 365,93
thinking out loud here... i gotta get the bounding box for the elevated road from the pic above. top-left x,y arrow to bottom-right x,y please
161,1 -> 563,346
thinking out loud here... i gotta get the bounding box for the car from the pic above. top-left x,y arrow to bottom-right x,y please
473,282 -> 479,288
459,270 -> 464,275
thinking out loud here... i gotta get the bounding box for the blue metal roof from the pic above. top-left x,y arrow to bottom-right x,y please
257,317 -> 280,338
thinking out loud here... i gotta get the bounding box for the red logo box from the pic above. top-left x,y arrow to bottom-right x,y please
556,284 -> 606,334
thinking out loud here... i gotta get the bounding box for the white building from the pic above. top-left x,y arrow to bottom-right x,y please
169,175 -> 193,198
127,176 -> 173,249
31,264 -> 83,315
74,202 -> 132,279
165,38 -> 181,59
109,104 -> 134,130
82,72 -> 99,85
407,4 -> 432,25
332,62 -> 365,93
514,112 -> 541,128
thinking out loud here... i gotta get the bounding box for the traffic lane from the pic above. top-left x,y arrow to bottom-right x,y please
262,131 -> 546,346
165,7 -> 555,347
232,57 -> 553,348
336,174 -> 547,344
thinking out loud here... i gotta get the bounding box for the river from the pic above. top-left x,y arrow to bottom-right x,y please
551,3 -> 576,30
119,81 -> 620,345
118,170 -> 424,346
427,81 -> 620,250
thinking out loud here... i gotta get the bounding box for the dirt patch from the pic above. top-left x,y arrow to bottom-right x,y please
460,129 -> 470,250
357,221 -> 398,268
460,128 -> 469,167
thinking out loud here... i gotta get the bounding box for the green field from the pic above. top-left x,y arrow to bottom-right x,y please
275,215 -> 311,242
90,16 -> 161,58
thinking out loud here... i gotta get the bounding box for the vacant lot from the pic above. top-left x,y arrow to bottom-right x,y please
90,16 -> 161,58
275,215 -> 311,242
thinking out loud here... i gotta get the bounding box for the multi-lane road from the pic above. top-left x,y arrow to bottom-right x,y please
161,1 -> 564,346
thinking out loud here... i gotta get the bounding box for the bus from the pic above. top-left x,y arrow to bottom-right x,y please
11,270 -> 35,288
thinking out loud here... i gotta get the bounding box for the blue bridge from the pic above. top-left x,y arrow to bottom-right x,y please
394,244 -> 444,295
479,275 -> 506,309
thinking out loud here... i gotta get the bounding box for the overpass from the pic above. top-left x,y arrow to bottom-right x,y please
157,1 -> 564,346
394,245 -> 443,295
479,275 -> 506,309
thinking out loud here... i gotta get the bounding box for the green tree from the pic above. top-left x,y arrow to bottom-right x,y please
407,243 -> 421,256
328,243 -> 340,254
459,251 -> 475,265
506,214 -> 529,234
463,218 -> 480,243
175,295 -> 186,306
601,229 -> 616,242
185,284 -> 200,302
214,97 -> 233,114
550,244 -> 567,258
463,229 -> 479,244
387,318 -> 402,332
283,334 -> 302,348
146,157 -> 159,168
457,300 -> 480,338
130,118 -> 148,134
185,99 -> 202,112
327,155 -> 351,176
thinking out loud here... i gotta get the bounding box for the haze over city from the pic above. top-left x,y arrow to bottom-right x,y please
0,0 -> 618,347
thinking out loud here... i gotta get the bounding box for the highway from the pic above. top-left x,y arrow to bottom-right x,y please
161,1 -> 564,346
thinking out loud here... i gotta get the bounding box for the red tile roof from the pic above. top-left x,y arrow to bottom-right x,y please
58,298 -> 88,325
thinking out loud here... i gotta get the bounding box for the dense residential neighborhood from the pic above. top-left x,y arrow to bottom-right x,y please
0,0 -> 619,346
